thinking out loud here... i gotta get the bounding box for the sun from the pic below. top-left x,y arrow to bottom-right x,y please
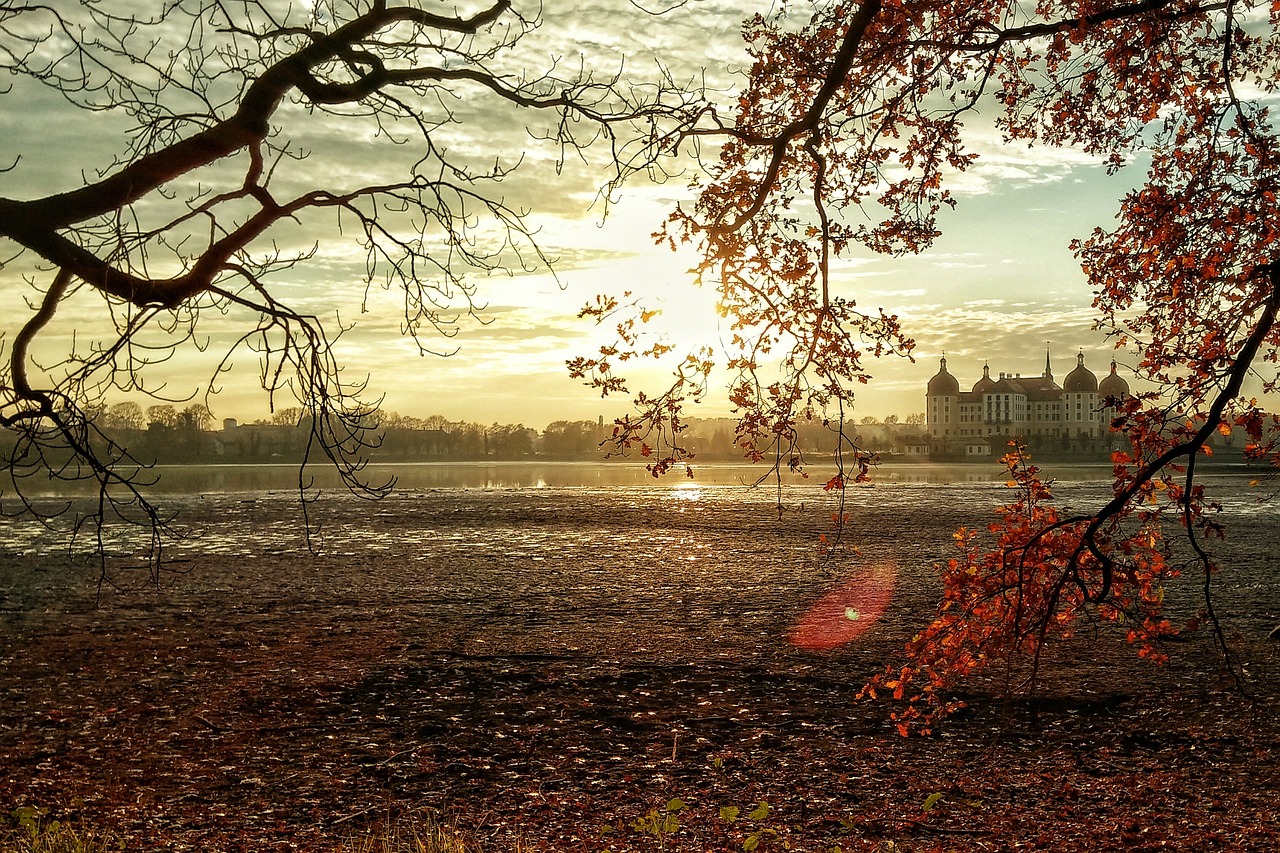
606,254 -> 727,350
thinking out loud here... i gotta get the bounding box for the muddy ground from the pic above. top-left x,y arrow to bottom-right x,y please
1,487 -> 1278,851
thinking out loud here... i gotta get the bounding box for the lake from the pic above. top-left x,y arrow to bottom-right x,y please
0,458 -> 1150,497
2,460 -> 1276,660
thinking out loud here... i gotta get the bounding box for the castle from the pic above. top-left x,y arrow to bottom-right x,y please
925,350 -> 1130,456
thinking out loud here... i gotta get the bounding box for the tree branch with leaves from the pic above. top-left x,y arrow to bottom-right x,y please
578,0 -> 1280,728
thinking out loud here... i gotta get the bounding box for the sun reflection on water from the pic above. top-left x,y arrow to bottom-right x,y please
669,482 -> 703,502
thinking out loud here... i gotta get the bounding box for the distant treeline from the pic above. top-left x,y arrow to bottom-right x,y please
72,403 -> 931,465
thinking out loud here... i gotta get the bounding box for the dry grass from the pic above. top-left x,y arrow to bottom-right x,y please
1,809 -> 491,853
0,809 -> 121,853
334,813 -> 484,853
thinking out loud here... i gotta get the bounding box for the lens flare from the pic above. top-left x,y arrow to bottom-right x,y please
790,560 -> 898,650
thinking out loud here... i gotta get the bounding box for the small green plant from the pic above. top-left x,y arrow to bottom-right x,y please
919,791 -> 983,818
719,800 -> 789,851
631,798 -> 687,851
743,827 -> 781,851
2,807 -> 121,853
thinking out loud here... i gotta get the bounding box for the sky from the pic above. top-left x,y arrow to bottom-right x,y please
0,1 -> 1147,430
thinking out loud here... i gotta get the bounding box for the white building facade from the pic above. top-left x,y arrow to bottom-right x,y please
926,351 -> 1130,455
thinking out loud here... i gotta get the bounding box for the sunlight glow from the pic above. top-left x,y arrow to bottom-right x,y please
669,481 -> 703,502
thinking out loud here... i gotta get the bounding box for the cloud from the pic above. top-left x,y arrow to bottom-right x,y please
866,288 -> 928,299
933,260 -> 991,269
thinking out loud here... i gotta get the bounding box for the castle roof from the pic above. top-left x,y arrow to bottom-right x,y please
963,370 -> 1060,401
927,356 -> 960,395
990,376 -> 1023,394
971,363 -> 997,394
1098,359 -> 1130,399
1024,382 -> 1064,402
1063,351 -> 1098,393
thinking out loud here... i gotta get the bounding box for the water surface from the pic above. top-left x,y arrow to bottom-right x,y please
2,463 -> 1275,667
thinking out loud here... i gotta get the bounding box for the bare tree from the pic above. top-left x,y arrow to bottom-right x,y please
102,402 -> 145,432
180,404 -> 214,432
0,0 -> 698,580
146,405 -> 181,430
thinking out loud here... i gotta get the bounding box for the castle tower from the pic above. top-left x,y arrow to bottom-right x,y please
1062,351 -> 1100,440
926,355 -> 960,450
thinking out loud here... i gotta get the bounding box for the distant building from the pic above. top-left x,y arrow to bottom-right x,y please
902,438 -> 931,456
926,350 -> 1131,456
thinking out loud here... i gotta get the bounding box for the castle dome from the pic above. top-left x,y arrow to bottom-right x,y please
1063,351 -> 1098,393
971,363 -> 997,394
1098,360 -> 1130,399
927,356 -> 959,395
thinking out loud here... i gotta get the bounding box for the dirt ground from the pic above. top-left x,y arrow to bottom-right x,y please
2,490 -> 1279,851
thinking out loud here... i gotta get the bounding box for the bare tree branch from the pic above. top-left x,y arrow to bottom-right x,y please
0,0 -> 702,577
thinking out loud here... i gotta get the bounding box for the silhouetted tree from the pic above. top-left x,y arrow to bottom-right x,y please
0,0 -> 698,575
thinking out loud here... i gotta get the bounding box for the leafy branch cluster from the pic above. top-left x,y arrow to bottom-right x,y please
576,0 -> 1280,717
